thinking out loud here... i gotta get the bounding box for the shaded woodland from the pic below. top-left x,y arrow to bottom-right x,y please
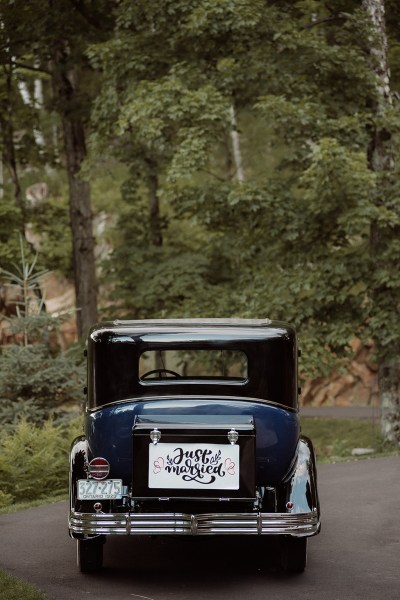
1,0 -> 400,444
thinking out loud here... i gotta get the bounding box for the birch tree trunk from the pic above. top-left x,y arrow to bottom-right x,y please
229,105 -> 245,183
363,0 -> 400,444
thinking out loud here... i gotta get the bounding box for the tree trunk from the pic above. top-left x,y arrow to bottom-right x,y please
0,157 -> 3,199
0,65 -> 25,223
52,46 -> 98,337
363,0 -> 400,444
379,362 -> 400,443
224,131 -> 234,181
147,161 -> 163,247
229,104 -> 245,183
63,117 -> 98,336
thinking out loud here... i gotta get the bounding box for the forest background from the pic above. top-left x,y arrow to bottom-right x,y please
1,0 -> 400,506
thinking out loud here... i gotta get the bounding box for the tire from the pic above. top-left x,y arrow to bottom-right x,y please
77,537 -> 104,573
279,537 -> 307,573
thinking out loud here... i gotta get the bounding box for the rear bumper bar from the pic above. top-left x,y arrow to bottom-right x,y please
69,509 -> 320,537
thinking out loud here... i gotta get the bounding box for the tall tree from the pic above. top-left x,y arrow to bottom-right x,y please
0,63 -> 23,220
363,0 -> 400,443
244,1 -> 400,443
0,0 -> 116,335
51,38 -> 98,336
0,8 -> 39,225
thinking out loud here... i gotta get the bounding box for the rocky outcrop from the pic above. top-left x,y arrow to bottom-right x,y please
300,339 -> 379,407
40,272 -> 77,348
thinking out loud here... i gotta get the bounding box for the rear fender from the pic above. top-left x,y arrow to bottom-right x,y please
69,436 -> 88,513
276,436 -> 320,533
69,437 -> 110,541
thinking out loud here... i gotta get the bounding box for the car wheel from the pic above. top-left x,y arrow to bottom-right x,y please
279,537 -> 307,573
77,537 -> 104,573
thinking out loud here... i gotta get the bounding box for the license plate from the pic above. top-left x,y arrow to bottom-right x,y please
149,443 -> 240,490
77,479 -> 123,500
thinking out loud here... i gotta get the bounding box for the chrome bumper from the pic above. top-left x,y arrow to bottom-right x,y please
69,509 -> 320,537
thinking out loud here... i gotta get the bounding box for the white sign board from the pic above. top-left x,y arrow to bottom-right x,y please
148,443 -> 240,490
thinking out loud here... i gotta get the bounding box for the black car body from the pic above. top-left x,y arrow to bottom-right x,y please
69,319 -> 320,572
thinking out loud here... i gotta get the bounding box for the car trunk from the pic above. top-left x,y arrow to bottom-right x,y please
132,415 -> 256,501
86,397 -> 300,487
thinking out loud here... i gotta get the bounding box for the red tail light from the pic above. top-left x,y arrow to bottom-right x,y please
88,457 -> 110,480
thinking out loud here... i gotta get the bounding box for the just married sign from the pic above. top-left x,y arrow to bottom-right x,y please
148,443 -> 240,490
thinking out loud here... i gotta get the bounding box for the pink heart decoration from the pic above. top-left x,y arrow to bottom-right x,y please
153,457 -> 164,474
225,458 -> 236,475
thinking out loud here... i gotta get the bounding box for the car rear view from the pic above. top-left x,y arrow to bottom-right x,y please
69,319 -> 320,573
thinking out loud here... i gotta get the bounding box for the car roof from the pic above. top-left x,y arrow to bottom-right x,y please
114,318 -> 272,327
89,318 -> 295,341
90,318 -> 293,329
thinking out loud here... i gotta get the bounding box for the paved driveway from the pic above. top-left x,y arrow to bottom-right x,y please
0,457 -> 399,600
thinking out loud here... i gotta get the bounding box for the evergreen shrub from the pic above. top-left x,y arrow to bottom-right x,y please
0,417 -> 82,504
0,342 -> 85,426
0,238 -> 85,426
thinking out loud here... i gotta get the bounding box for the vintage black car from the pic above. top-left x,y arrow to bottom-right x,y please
69,319 -> 320,573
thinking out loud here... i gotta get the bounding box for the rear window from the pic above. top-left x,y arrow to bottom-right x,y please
139,349 -> 248,381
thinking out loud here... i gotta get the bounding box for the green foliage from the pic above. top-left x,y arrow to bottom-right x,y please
25,195 -> 73,277
0,344 -> 85,424
77,0 -> 399,392
0,417 -> 82,503
2,0 -> 400,395
0,570 -> 49,600
0,490 -> 14,509
104,203 -> 213,318
0,240 -> 85,425
0,198 -> 22,272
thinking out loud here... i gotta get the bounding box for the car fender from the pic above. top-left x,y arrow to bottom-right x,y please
276,435 -> 320,533
69,436 -> 88,513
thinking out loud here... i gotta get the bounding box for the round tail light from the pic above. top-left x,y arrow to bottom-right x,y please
88,457 -> 110,480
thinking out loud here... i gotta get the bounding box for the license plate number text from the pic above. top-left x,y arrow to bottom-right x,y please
77,479 -> 123,500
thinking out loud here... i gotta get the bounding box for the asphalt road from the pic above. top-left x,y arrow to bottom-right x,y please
0,456 -> 399,600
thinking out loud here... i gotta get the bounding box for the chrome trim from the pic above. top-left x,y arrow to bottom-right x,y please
69,509 -> 319,537
88,395 -> 298,414
190,514 -> 197,535
150,428 -> 161,444
112,318 -> 273,327
228,429 -> 239,444
134,422 -> 254,431
257,512 -> 263,535
130,496 -> 257,502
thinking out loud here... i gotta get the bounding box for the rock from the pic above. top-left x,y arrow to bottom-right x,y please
300,338 -> 379,408
351,448 -> 376,456
25,223 -> 42,251
26,182 -> 49,206
39,273 -> 77,348
350,360 -> 375,387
